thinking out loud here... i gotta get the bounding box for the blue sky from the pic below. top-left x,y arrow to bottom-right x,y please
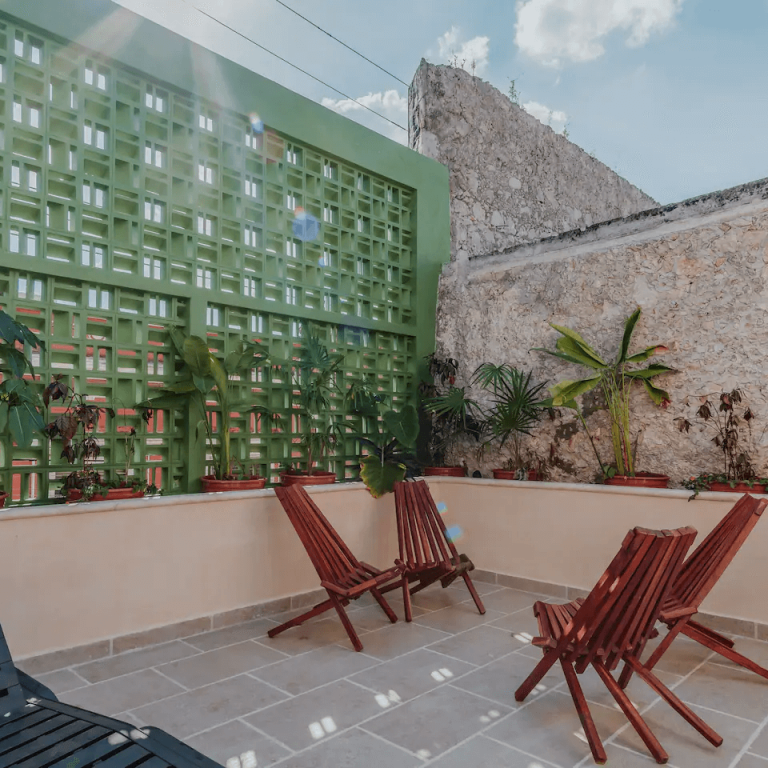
112,0 -> 768,205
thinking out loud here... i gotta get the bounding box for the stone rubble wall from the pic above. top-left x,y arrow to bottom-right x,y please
435,181 -> 768,485
408,61 -> 657,263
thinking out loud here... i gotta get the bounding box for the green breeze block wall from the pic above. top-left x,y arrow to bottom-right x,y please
0,0 -> 449,503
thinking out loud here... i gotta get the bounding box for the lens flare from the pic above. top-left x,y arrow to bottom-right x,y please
292,209 -> 320,242
445,524 -> 463,542
248,112 -> 264,133
436,502 -> 447,514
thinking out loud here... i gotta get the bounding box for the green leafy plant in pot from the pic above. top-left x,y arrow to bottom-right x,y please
281,325 -> 346,486
0,309 -> 47,507
534,307 -> 673,487
139,328 -> 275,491
420,354 -> 483,477
472,363 -> 549,480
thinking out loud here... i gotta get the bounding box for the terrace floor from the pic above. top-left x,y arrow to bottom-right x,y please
23,581 -> 768,768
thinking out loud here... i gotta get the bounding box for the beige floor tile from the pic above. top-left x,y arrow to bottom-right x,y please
612,699 -> 759,768
639,632 -> 714,676
352,621 -> 451,661
348,648 -> 476,703
72,640 -> 201,684
157,640 -> 289,689
274,727 -> 421,768
600,743 -> 666,767
746,722 -> 768,758
254,643 -> 381,695
427,625 -> 525,666
32,667 -> 91,695
411,603 -> 505,634
671,661 -> 768,722
486,690 -> 628,767
362,683 -> 511,760
426,735 -> 548,768
574,663 -> 682,713
244,679 -> 387,751
185,719 -> 291,766
183,618 -> 279,652
60,668 -> 186,716
132,674 -> 288,740
263,617 -> 368,656
735,755 -> 768,768
450,651 -> 562,708
475,588 -> 545,615
342,601 -> 425,632
445,580 -> 508,596
488,606 -> 542,640
408,587 -> 472,612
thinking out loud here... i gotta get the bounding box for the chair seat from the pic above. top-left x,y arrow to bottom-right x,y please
533,598 -> 584,648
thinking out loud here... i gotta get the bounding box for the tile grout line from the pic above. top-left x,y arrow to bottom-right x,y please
726,707 -> 768,768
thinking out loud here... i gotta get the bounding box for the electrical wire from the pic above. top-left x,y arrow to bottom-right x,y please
178,0 -> 407,132
272,0 -> 409,87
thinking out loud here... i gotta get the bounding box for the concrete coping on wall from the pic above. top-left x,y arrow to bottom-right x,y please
469,176 -> 768,271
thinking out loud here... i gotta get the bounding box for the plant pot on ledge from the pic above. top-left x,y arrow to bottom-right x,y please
280,471 -> 337,487
200,475 -> 267,493
0,491 -> 8,509
492,469 -> 540,481
604,472 -> 670,489
707,481 -> 767,494
67,485 -> 146,503
423,466 -> 466,478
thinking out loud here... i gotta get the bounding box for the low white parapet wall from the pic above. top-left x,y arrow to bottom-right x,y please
2,479 -> 766,666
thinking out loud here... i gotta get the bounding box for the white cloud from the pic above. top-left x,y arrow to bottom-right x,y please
321,90 -> 408,144
437,26 -> 490,75
522,100 -> 568,132
515,0 -> 684,66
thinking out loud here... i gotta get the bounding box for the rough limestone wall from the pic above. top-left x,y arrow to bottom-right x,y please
408,61 -> 657,262
435,181 -> 768,485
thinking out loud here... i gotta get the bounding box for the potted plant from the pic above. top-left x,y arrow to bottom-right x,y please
44,376 -> 157,501
0,309 -> 47,507
140,328 -> 275,492
534,307 -> 674,488
472,363 -> 549,480
281,325 -> 345,486
679,389 -> 768,498
420,354 -> 483,477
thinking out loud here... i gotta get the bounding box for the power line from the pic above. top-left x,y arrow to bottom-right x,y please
177,0 -> 407,132
272,0 -> 410,87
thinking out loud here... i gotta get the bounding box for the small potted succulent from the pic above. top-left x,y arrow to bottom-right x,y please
420,354 -> 483,477
0,308 -> 47,508
679,389 -> 768,499
281,325 -> 345,486
140,328 -> 275,492
535,307 -> 673,488
44,375 -> 156,501
471,363 -> 549,480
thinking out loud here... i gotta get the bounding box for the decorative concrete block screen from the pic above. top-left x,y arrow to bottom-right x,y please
0,1 -> 449,502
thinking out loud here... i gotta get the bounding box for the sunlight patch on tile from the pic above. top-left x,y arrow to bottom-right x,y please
226,750 -> 257,768
375,693 -> 392,708
514,632 -> 534,643
416,749 -> 432,759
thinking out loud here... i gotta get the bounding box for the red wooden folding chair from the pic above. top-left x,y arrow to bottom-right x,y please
619,493 -> 768,689
269,484 -> 402,652
386,480 -> 485,622
515,526 -> 723,765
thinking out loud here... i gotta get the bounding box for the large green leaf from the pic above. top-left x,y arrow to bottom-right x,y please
2,347 -> 30,378
423,387 -> 478,418
0,311 -> 25,345
383,404 -> 419,448
471,363 -> 516,393
550,323 -> 605,365
641,379 -> 671,407
549,376 -> 601,406
8,401 -> 44,447
625,345 -> 670,364
624,364 -> 675,380
208,356 -> 229,396
359,455 -> 406,498
618,307 -> 642,363
182,336 -> 212,377
0,402 -> 8,434
554,336 -> 606,369
531,347 -> 603,368
224,341 -> 270,375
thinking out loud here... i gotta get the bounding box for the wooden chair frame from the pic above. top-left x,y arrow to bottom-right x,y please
269,484 -> 402,652
515,526 -> 723,765
383,480 -> 485,622
620,493 -> 768,689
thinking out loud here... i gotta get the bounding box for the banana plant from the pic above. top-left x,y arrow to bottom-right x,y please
0,309 -> 46,449
138,328 -> 275,480
533,307 -> 673,478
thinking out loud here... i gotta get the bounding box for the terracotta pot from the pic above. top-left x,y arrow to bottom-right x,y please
280,471 -> 337,487
0,491 -> 7,509
67,486 -> 145,502
492,469 -> 541,481
423,466 -> 466,477
201,475 -> 266,492
707,481 -> 767,495
604,472 -> 669,489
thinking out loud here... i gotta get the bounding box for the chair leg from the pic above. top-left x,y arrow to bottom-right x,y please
401,575 -> 413,622
515,648 -> 559,702
683,623 -> 768,681
593,663 -> 668,764
267,597 -> 335,638
328,592 -> 364,652
370,586 -> 398,624
461,571 -> 486,615
631,620 -> 688,685
625,657 -> 723,748
686,619 -> 736,649
561,660 -> 607,765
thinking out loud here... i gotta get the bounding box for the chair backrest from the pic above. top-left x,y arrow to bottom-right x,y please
274,485 -> 365,588
0,624 -> 26,715
564,526 -> 697,672
393,480 -> 459,568
669,493 -> 767,611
